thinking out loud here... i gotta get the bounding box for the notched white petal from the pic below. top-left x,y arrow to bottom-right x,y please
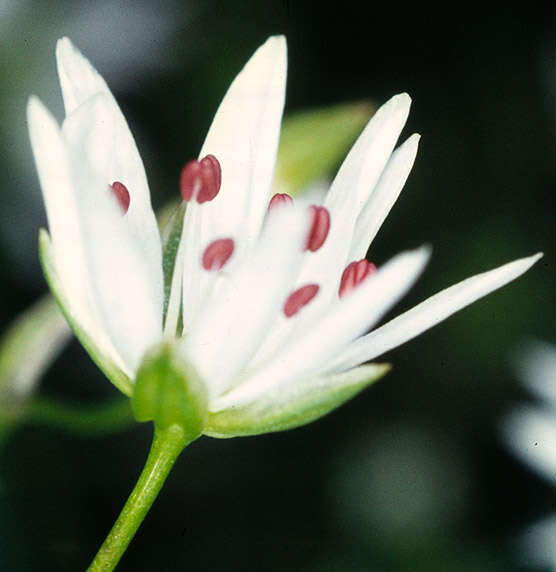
349,133 -> 420,260
332,252 -> 543,371
326,92 -> 412,213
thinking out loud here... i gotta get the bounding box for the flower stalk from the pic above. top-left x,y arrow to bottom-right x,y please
87,424 -> 191,571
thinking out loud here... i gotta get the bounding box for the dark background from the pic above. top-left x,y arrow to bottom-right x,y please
1,2 -> 555,570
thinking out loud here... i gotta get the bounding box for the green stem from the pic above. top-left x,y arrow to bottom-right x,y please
87,424 -> 190,571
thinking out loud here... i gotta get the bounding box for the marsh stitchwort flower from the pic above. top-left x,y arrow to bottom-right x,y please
28,36 -> 541,437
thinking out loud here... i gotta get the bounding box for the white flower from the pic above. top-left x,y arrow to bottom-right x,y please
28,36 -> 541,436
503,342 -> 556,570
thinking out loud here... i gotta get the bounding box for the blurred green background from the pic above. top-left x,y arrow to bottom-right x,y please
1,1 -> 555,570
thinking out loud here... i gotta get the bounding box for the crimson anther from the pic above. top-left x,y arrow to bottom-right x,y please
338,259 -> 377,298
180,154 -> 222,204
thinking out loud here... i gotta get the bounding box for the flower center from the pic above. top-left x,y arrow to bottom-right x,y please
180,154 -> 222,203
110,181 -> 130,214
305,205 -> 330,252
202,238 -> 235,270
338,259 -> 377,298
283,284 -> 319,317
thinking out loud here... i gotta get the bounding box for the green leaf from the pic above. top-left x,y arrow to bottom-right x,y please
205,363 -> 390,438
132,342 -> 207,440
0,294 -> 70,409
274,101 -> 375,195
38,228 -> 133,396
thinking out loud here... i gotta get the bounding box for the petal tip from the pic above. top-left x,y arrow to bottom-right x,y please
415,243 -> 432,261
265,34 -> 287,49
256,35 -> 287,66
26,95 -> 53,127
393,92 -> 412,108
524,251 -> 544,270
56,36 -> 77,60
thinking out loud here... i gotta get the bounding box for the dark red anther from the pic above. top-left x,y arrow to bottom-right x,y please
338,259 -> 377,298
283,284 -> 319,318
306,206 -> 330,252
202,238 -> 235,270
110,181 -> 130,214
180,154 -> 222,204
268,192 -> 294,211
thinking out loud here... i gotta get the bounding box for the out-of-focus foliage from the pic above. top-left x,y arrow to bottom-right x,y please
0,295 -> 69,441
273,101 -> 374,195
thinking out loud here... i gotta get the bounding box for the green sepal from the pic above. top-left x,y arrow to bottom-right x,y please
274,101 -> 375,195
160,201 -> 186,324
132,342 -> 207,440
205,363 -> 390,438
38,228 -> 133,396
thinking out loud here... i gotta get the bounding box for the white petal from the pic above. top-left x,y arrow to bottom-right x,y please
56,36 -> 112,115
199,35 -> 287,246
180,36 -> 288,330
57,38 -> 163,314
502,405 -> 556,486
349,133 -> 420,261
39,229 -> 132,394
183,203 -> 309,399
292,94 -> 412,325
214,246 -> 430,410
331,253 -> 543,371
27,96 -> 96,339
61,101 -> 162,372
62,93 -> 163,321
326,93 -> 412,215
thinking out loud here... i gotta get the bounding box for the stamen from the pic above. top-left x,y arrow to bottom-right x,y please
268,192 -> 294,211
338,259 -> 377,298
306,206 -> 330,252
284,284 -> 319,318
180,154 -> 222,204
110,181 -> 130,214
202,238 -> 234,270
